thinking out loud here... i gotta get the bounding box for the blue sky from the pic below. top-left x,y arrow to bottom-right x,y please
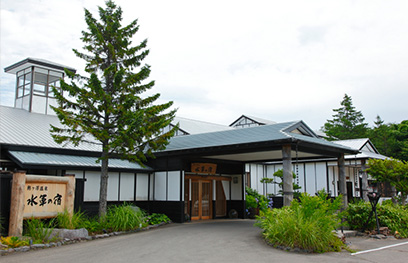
1,0 -> 408,130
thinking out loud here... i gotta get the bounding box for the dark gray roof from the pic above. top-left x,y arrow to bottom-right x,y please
9,151 -> 152,171
163,120 -> 358,155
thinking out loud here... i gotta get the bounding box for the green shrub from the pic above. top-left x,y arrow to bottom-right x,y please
245,187 -> 272,218
146,213 -> 171,225
345,201 -> 408,238
23,218 -> 55,243
105,204 -> 147,231
256,193 -> 344,253
53,210 -> 87,229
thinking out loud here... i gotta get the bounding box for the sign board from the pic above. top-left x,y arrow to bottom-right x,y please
191,163 -> 217,175
9,172 -> 75,236
24,182 -> 67,218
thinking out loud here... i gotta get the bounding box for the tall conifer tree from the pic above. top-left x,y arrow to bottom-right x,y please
322,94 -> 368,140
50,0 -> 177,216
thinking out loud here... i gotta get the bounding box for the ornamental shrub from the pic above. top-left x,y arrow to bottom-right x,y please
146,213 -> 171,225
345,201 -> 408,238
256,193 -> 344,253
105,204 -> 147,231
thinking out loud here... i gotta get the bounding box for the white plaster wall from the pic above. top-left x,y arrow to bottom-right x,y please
107,172 -> 119,201
222,180 -> 230,200
120,173 -> 134,201
154,172 -> 167,201
305,163 -> 316,195
231,175 -> 242,200
167,171 -> 180,201
83,171 -> 100,201
136,173 -> 149,200
316,163 -> 328,193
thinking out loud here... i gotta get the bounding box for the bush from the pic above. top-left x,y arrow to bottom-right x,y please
53,210 -> 87,229
346,201 -> 408,238
104,204 -> 147,232
256,193 -> 344,253
146,213 -> 171,225
245,187 -> 272,218
24,218 -> 55,243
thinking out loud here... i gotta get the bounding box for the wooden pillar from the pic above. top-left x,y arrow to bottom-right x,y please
64,174 -> 76,217
282,145 -> 293,206
338,154 -> 348,209
9,171 -> 26,237
360,160 -> 369,202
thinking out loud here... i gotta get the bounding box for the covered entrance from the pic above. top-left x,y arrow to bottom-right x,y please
185,174 -> 230,220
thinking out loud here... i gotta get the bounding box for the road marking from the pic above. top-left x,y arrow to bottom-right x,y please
351,241 -> 408,256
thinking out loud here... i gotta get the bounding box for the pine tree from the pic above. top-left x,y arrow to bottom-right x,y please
322,94 -> 368,140
50,0 -> 177,217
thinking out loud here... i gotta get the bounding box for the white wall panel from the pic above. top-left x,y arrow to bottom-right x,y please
167,171 -> 180,201
120,173 -> 134,201
136,173 -> 149,200
222,180 -> 230,200
154,172 -> 167,201
305,163 -> 316,195
231,175 -> 242,200
83,171 -> 100,201
316,163 -> 327,192
107,172 -> 119,201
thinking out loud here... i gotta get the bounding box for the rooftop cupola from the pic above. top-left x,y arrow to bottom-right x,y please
4,58 -> 76,115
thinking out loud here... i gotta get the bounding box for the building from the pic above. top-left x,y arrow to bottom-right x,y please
1,58 -> 359,223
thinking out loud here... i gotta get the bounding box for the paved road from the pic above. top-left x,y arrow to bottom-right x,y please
2,219 -> 408,263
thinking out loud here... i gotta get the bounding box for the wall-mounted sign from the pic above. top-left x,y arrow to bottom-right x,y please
191,163 -> 217,175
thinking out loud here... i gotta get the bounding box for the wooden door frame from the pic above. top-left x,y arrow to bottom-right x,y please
190,179 -> 212,220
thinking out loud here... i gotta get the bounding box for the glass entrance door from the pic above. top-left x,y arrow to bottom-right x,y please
190,180 -> 212,220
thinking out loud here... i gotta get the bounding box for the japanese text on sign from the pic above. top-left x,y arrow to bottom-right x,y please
191,163 -> 217,175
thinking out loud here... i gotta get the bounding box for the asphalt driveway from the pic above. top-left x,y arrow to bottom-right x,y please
2,219 -> 408,263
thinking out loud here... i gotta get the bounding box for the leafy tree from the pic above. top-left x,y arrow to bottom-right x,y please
260,169 -> 302,198
50,1 -> 177,217
366,158 -> 408,205
322,94 -> 368,140
368,116 -> 397,157
368,118 -> 408,162
391,120 -> 408,161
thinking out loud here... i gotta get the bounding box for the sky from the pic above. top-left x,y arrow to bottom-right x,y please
1,0 -> 407,130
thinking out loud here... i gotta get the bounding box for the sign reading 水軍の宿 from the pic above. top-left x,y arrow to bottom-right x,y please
24,182 -> 67,217
191,163 -> 217,175
9,172 -> 75,237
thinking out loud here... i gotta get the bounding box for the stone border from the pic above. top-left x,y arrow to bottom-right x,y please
0,222 -> 171,256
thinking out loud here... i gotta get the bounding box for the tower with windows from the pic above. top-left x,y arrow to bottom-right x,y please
4,58 -> 76,115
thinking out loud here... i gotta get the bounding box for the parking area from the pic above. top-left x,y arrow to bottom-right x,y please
2,219 -> 408,263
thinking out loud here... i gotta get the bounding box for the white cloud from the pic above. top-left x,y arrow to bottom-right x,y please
1,0 -> 408,129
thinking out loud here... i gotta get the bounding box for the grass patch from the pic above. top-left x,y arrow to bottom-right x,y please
256,192 -> 345,253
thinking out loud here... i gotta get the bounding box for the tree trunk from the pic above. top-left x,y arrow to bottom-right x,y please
99,146 -> 109,218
